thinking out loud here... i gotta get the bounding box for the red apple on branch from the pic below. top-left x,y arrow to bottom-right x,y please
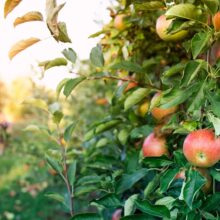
142,133 -> 169,157
183,129 -> 220,167
156,15 -> 188,41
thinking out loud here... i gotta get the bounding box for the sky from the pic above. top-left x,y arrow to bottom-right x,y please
0,0 -> 113,89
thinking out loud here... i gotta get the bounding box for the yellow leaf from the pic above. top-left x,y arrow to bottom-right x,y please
4,0 -> 22,18
9,37 -> 40,60
14,11 -> 43,27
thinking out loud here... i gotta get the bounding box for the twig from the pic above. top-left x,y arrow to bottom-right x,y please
57,125 -> 74,217
88,75 -> 160,90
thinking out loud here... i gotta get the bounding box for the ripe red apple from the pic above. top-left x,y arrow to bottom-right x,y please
114,14 -> 127,31
142,133 -> 169,157
183,129 -> 220,167
156,15 -> 188,41
151,92 -> 178,121
213,12 -> 220,32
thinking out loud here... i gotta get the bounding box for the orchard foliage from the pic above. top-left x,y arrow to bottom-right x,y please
4,0 -> 220,219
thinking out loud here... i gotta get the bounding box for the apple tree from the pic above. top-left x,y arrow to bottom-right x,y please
4,0 -> 220,219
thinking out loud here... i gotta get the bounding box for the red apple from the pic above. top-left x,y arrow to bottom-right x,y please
142,133 -> 169,157
151,92 -> 178,121
156,15 -> 188,41
183,129 -> 220,167
213,12 -> 220,32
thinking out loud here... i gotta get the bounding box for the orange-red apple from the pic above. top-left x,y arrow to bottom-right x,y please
142,133 -> 169,157
213,12 -> 220,32
183,129 -> 220,167
114,14 -> 127,31
156,15 -> 188,41
151,92 -> 178,120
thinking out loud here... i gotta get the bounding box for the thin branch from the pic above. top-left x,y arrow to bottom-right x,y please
88,75 -> 160,90
57,125 -> 74,217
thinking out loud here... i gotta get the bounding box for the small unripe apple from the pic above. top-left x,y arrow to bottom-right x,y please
137,100 -> 149,117
213,12 -> 220,32
142,133 -> 169,157
156,15 -> 188,41
151,93 -> 178,121
183,129 -> 220,167
114,14 -> 127,31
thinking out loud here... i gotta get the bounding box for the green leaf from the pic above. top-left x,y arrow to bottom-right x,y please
135,199 -> 170,218
64,122 -> 77,142
188,81 -> 206,113
116,169 -> 148,194
71,213 -> 102,220
45,193 -> 65,203
165,3 -> 203,21
155,196 -> 176,210
163,63 -> 185,77
62,48 -> 77,64
124,88 -> 150,111
210,168 -> 220,182
181,60 -> 205,87
207,113 -> 220,136
75,185 -> 99,197
90,45 -> 104,67
111,61 -> 145,73
143,156 -> 173,168
56,78 -> 69,98
77,175 -> 102,186
134,1 -> 165,11
118,128 -> 130,145
207,92 -> 220,118
63,77 -> 86,97
67,161 -> 76,187
201,211 -> 216,220
57,22 -> 72,43
174,151 -> 187,167
52,111 -> 63,124
144,174 -> 160,198
202,193 -> 220,211
91,193 -> 122,208
95,119 -> 121,134
39,58 -> 67,70
160,83 -> 199,109
124,194 -> 139,216
201,0 -> 219,14
130,125 -> 153,139
45,155 -> 64,179
191,32 -> 211,59
182,169 -> 206,209
160,168 -> 179,193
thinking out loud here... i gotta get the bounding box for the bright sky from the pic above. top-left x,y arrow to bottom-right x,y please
0,0 -> 113,89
